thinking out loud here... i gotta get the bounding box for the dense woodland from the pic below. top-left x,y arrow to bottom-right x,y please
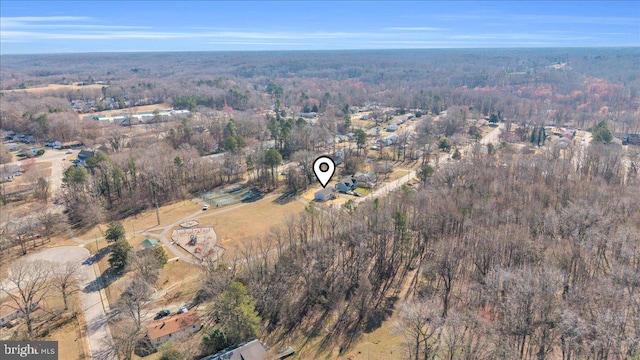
212,144 -> 639,360
1,49 -> 639,359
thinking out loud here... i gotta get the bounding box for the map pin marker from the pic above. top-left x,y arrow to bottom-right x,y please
313,156 -> 336,188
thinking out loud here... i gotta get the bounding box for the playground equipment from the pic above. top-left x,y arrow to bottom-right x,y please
187,235 -> 198,246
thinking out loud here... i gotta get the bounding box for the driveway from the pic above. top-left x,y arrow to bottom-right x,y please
18,246 -> 116,360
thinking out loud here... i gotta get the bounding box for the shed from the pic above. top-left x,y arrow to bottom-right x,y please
141,239 -> 160,249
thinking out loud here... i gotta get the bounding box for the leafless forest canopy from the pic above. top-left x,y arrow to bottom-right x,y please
1,48 -> 639,359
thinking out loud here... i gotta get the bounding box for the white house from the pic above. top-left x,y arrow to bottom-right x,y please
0,300 -> 39,327
315,188 -> 336,202
0,307 -> 20,327
146,311 -> 202,348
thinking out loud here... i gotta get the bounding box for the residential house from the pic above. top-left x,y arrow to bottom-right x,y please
354,172 -> 376,187
0,173 -> 14,183
200,339 -> 267,360
78,150 -> 95,161
329,155 -> 343,166
146,311 -> 202,348
315,188 -> 336,202
335,178 -> 357,193
0,306 -> 21,327
379,135 -> 396,147
0,299 -> 39,328
298,112 -> 317,119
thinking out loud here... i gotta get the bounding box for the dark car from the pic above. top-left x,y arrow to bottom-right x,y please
154,310 -> 170,320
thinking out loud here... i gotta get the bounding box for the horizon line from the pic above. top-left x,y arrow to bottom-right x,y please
2,45 -> 639,56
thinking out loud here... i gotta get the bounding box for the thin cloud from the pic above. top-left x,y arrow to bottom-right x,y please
1,29 -> 381,42
436,13 -> 640,26
205,41 -> 307,46
0,16 -> 91,27
385,27 -> 447,31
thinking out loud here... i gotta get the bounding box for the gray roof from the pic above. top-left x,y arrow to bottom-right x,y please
200,339 -> 267,360
315,188 -> 336,197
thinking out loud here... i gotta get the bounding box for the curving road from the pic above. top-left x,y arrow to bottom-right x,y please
18,246 -> 116,360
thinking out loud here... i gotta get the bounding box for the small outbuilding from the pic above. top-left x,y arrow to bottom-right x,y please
141,239 -> 160,249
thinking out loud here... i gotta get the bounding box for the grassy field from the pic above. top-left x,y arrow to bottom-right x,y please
198,195 -> 306,260
42,292 -> 89,360
337,321 -> 405,360
1,83 -> 105,94
90,103 -> 171,117
3,161 -> 53,190
76,200 -> 201,241
156,259 -> 200,291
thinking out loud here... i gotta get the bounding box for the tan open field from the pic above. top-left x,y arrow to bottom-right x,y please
89,103 -> 172,117
1,83 -> 105,94
42,293 -> 88,360
76,200 -> 201,241
198,196 -> 306,260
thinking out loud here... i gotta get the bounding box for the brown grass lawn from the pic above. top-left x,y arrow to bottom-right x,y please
266,318 -> 405,360
3,161 -> 52,190
155,259 -> 200,292
42,292 -> 88,360
387,168 -> 411,182
352,118 -> 375,128
83,238 -> 109,255
1,83 -> 105,94
90,103 -> 171,117
337,320 -> 405,360
198,196 -> 306,260
116,199 -> 202,230
75,200 -> 201,241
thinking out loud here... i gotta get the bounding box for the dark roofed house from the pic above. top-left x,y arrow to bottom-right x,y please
329,155 -> 343,166
335,178 -> 357,193
200,339 -> 267,360
78,150 -> 95,160
354,172 -> 376,187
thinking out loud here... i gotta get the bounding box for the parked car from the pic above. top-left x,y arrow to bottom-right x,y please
154,310 -> 170,320
177,306 -> 188,314
202,204 -> 210,211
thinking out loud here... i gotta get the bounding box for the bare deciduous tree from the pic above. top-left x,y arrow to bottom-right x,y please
116,275 -> 152,328
0,259 -> 53,338
51,262 -> 81,311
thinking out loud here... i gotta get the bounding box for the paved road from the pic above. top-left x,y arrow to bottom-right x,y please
17,246 -> 116,360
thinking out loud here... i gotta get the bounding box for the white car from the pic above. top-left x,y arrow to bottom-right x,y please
202,204 -> 210,211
